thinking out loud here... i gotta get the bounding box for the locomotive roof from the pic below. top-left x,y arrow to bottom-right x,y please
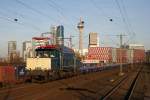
36,45 -> 74,54
32,37 -> 49,40
37,45 -> 58,49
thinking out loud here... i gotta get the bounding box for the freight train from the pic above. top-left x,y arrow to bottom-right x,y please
0,66 -> 16,87
26,45 -> 145,82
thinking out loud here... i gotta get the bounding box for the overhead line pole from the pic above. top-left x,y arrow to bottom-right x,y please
118,34 -> 126,76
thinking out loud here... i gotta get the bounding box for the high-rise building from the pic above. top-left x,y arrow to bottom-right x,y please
51,26 -> 57,45
22,41 -> 32,61
56,25 -> 64,46
89,32 -> 99,47
8,41 -> 16,54
8,41 -> 17,62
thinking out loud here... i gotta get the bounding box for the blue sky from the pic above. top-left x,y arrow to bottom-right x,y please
0,0 -> 150,57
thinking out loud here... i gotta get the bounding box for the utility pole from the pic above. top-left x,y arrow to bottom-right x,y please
74,56 -> 76,73
118,34 -> 126,76
58,50 -> 62,78
102,33 -> 126,75
131,49 -> 134,70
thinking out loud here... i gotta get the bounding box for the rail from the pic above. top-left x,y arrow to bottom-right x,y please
100,75 -> 128,100
124,66 -> 143,100
100,65 -> 143,100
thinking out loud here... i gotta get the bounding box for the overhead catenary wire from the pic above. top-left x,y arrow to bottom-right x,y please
46,0 -> 66,20
120,0 -> 136,44
73,0 -> 131,48
0,16 -> 26,28
14,0 -> 79,35
89,0 -> 111,19
79,34 -> 119,46
48,0 -> 79,21
114,0 -> 137,45
125,33 -> 136,44
70,32 -> 89,49
89,0 -> 123,47
0,7 -> 40,23
120,0 -> 132,34
89,0 -> 121,24
0,8 -> 26,19
8,0 -> 80,48
46,0 -> 88,48
15,0 -> 78,35
46,0 -> 79,33
0,9 -> 42,32
90,0 -> 134,46
0,13 -> 41,32
107,35 -> 120,46
13,0 -> 116,48
15,0 -> 61,24
46,0 -> 74,29
0,16 -> 23,25
114,0 -> 131,35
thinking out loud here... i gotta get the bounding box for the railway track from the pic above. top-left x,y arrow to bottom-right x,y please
124,66 -> 143,100
100,65 -> 143,100
130,64 -> 150,100
0,64 -> 148,100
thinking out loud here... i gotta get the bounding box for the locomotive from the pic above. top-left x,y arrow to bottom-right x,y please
26,45 -> 81,82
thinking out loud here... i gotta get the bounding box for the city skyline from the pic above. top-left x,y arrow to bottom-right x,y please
0,0 -> 150,57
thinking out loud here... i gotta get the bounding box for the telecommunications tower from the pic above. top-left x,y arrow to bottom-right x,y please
77,17 -> 84,55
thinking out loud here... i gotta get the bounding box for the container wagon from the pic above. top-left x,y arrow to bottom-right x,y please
0,66 -> 16,87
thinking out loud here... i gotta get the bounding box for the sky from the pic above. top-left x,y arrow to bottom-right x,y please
0,0 -> 150,57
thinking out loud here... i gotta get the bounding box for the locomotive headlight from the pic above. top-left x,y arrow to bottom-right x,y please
50,55 -> 55,58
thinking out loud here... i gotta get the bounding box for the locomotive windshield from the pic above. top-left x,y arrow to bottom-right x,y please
35,48 -> 59,58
